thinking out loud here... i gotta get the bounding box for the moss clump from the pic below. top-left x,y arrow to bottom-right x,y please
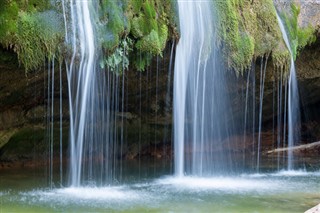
0,0 -> 64,72
214,0 -> 317,74
14,11 -> 64,71
127,0 -> 173,71
98,0 -> 176,71
279,4 -> 317,60
99,0 -> 129,50
214,0 -> 284,74
0,1 -> 19,47
130,0 -> 168,55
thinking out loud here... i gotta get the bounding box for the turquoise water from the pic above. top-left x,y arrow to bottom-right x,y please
1,167 -> 319,213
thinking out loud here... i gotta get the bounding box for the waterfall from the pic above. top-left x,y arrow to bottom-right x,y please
66,0 -> 100,186
276,12 -> 301,171
174,0 -> 235,176
62,0 -> 122,186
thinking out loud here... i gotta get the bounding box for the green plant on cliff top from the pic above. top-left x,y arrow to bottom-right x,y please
0,0 -> 50,46
98,0 -> 175,71
0,1 -> 19,47
99,0 -> 129,50
0,0 -> 63,72
128,0 -> 170,71
15,11 -> 63,71
280,4 -> 317,60
214,0 -> 282,74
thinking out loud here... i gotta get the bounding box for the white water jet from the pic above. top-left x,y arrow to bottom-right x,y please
174,0 -> 234,176
276,12 -> 301,171
62,0 -> 123,187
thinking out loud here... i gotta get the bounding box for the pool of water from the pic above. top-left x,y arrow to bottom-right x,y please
1,167 -> 320,212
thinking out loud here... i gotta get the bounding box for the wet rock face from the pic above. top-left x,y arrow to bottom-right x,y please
275,0 -> 320,31
0,30 -> 319,166
298,0 -> 320,30
297,39 -> 320,108
0,45 -> 174,164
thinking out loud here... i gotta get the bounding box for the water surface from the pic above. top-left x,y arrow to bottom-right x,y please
1,168 -> 319,212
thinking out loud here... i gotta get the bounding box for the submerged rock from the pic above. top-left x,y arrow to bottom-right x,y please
305,203 -> 320,213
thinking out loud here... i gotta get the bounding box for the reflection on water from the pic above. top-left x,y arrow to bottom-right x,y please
1,167 -> 320,213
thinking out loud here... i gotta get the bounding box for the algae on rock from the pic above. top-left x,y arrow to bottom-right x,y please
213,0 -> 318,74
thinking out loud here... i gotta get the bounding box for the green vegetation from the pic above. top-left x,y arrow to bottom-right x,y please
0,0 -> 63,72
98,0 -> 178,71
127,0 -> 176,71
214,0 -> 282,74
99,0 -> 129,51
279,4 -> 317,60
100,37 -> 133,74
0,0 -> 316,74
213,0 -> 317,74
15,11 -> 64,71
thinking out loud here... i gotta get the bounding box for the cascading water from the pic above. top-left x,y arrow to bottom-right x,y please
62,0 -> 121,186
276,12 -> 301,171
174,0 -> 235,176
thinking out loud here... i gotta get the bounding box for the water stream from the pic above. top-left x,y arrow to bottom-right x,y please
174,0 -> 235,177
276,12 -> 301,171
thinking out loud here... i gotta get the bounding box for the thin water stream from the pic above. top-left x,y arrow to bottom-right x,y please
276,11 -> 301,171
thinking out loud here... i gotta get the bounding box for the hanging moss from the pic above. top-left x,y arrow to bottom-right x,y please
0,0 -> 63,72
98,0 -> 176,72
279,3 -> 317,60
0,1 -> 19,48
99,0 -> 129,50
214,0 -> 285,74
127,0 -> 172,71
14,11 -> 64,71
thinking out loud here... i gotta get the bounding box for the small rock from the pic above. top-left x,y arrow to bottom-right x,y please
305,204 -> 320,213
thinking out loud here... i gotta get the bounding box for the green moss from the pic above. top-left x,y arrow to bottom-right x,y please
0,1 -> 19,47
99,0 -> 129,50
101,37 -> 133,74
0,0 -> 63,72
130,0 -> 168,55
279,4 -> 317,60
211,0 -> 318,73
98,0 -> 175,71
214,0 -> 283,73
0,0 -> 176,72
132,52 -> 153,72
272,45 -> 290,71
127,0 -> 172,71
15,11 -> 64,71
297,26 -> 317,51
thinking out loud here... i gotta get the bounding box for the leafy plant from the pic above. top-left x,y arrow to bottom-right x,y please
100,37 -> 133,74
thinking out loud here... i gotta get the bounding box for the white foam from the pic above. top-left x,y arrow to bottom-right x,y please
240,173 -> 267,178
270,170 -> 318,177
20,186 -> 152,207
156,176 -> 280,193
55,186 -> 140,200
